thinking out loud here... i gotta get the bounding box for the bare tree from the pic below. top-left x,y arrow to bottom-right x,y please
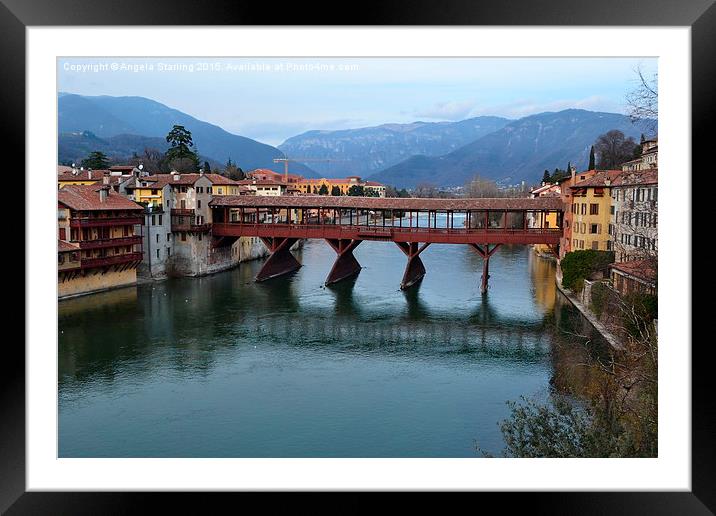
464,175 -> 499,198
626,65 -> 658,135
594,130 -> 638,169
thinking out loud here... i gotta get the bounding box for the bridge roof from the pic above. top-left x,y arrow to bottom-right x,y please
209,195 -> 563,211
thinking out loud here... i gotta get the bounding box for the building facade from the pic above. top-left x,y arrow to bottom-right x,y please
557,168 -> 599,258
57,184 -> 144,299
610,168 -> 658,263
569,170 -> 622,253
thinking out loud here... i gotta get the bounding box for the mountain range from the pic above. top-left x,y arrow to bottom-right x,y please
278,116 -> 510,178
368,109 -> 650,188
58,93 -> 317,177
58,93 -> 653,188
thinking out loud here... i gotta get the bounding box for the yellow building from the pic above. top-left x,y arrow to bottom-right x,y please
296,176 -> 385,196
57,168 -> 108,188
569,170 -> 622,252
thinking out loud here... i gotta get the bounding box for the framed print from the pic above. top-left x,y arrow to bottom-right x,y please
3,0 -> 709,512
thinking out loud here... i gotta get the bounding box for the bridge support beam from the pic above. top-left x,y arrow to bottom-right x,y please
469,243 -> 502,295
396,242 -> 431,289
256,237 -> 301,282
325,239 -> 363,285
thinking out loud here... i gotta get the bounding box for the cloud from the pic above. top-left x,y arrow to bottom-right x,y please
414,101 -> 476,121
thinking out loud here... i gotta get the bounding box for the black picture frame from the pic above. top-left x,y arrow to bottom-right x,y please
3,0 -> 707,512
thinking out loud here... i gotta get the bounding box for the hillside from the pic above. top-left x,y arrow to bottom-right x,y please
278,116 -> 510,178
58,93 -> 317,177
369,110 -> 652,188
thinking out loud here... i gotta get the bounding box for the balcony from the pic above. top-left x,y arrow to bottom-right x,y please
75,235 -> 142,250
171,208 -> 195,216
70,216 -> 144,228
80,252 -> 143,269
171,222 -> 211,233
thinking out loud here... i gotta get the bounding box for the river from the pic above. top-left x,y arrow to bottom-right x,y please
58,236 -> 604,458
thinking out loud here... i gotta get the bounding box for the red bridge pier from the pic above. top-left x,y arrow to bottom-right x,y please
396,242 -> 431,289
325,239 -> 363,285
255,237 -> 301,282
469,243 -> 502,294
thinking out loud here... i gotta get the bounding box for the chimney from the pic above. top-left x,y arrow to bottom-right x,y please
88,169 -> 92,180
103,172 -> 110,185
99,185 -> 110,203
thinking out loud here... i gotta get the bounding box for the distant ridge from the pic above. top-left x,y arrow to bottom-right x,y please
58,93 -> 318,177
368,109 -> 654,188
278,116 -> 510,178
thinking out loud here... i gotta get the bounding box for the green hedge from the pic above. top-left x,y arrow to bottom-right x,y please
561,250 -> 615,291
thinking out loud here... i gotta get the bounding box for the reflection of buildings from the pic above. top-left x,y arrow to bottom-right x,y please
528,252 -> 557,313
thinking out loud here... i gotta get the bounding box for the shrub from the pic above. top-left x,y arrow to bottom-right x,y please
590,281 -> 611,317
561,250 -> 615,291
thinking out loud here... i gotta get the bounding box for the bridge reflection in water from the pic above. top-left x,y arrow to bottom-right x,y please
58,242 -> 611,458
210,196 -> 563,293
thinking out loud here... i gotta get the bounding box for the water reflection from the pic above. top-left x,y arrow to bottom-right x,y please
58,240 -> 606,458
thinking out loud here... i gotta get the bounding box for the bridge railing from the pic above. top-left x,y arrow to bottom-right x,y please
212,222 -> 562,236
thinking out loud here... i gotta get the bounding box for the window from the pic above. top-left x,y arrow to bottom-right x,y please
152,189 -> 158,195
581,203 -> 586,215
59,227 -> 66,240
167,233 -> 171,242
197,187 -> 203,193
590,224 -> 599,234
156,234 -> 159,243
156,249 -> 160,258
207,187 -> 213,194
181,232 -> 186,241
159,215 -> 163,225
151,215 -> 156,226
198,200 -> 202,209
610,206 -> 615,215
592,241 -> 599,250
167,248 -> 171,257
606,240 -> 612,251
589,203 -> 599,215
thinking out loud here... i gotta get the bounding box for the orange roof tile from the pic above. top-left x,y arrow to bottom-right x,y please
58,184 -> 144,211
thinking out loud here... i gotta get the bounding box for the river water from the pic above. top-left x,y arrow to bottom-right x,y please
58,235 -> 603,457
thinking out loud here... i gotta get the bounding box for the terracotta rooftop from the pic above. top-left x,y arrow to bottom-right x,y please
571,170 -> 623,189
209,195 -> 564,211
610,259 -> 657,283
58,184 -> 144,211
612,168 -> 658,187
57,169 -> 110,182
128,173 -> 240,187
58,239 -> 79,252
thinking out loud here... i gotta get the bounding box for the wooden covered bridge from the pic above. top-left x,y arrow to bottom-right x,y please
209,195 -> 563,293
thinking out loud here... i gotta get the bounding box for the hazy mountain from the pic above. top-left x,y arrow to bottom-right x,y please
58,93 -> 317,177
369,110 -> 653,188
58,131 -> 221,170
278,116 -> 510,178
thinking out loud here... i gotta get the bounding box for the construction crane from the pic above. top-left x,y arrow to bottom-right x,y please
273,158 -> 349,182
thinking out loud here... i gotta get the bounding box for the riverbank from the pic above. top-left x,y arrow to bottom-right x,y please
555,280 -> 624,351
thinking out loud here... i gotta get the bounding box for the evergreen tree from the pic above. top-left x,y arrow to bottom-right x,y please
330,185 -> 342,196
542,170 -> 551,183
203,161 -> 211,173
81,151 -> 110,170
318,184 -> 329,195
164,125 -> 199,172
588,146 -> 596,170
347,185 -> 365,196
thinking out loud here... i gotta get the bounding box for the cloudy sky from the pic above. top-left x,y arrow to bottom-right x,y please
58,57 -> 657,146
